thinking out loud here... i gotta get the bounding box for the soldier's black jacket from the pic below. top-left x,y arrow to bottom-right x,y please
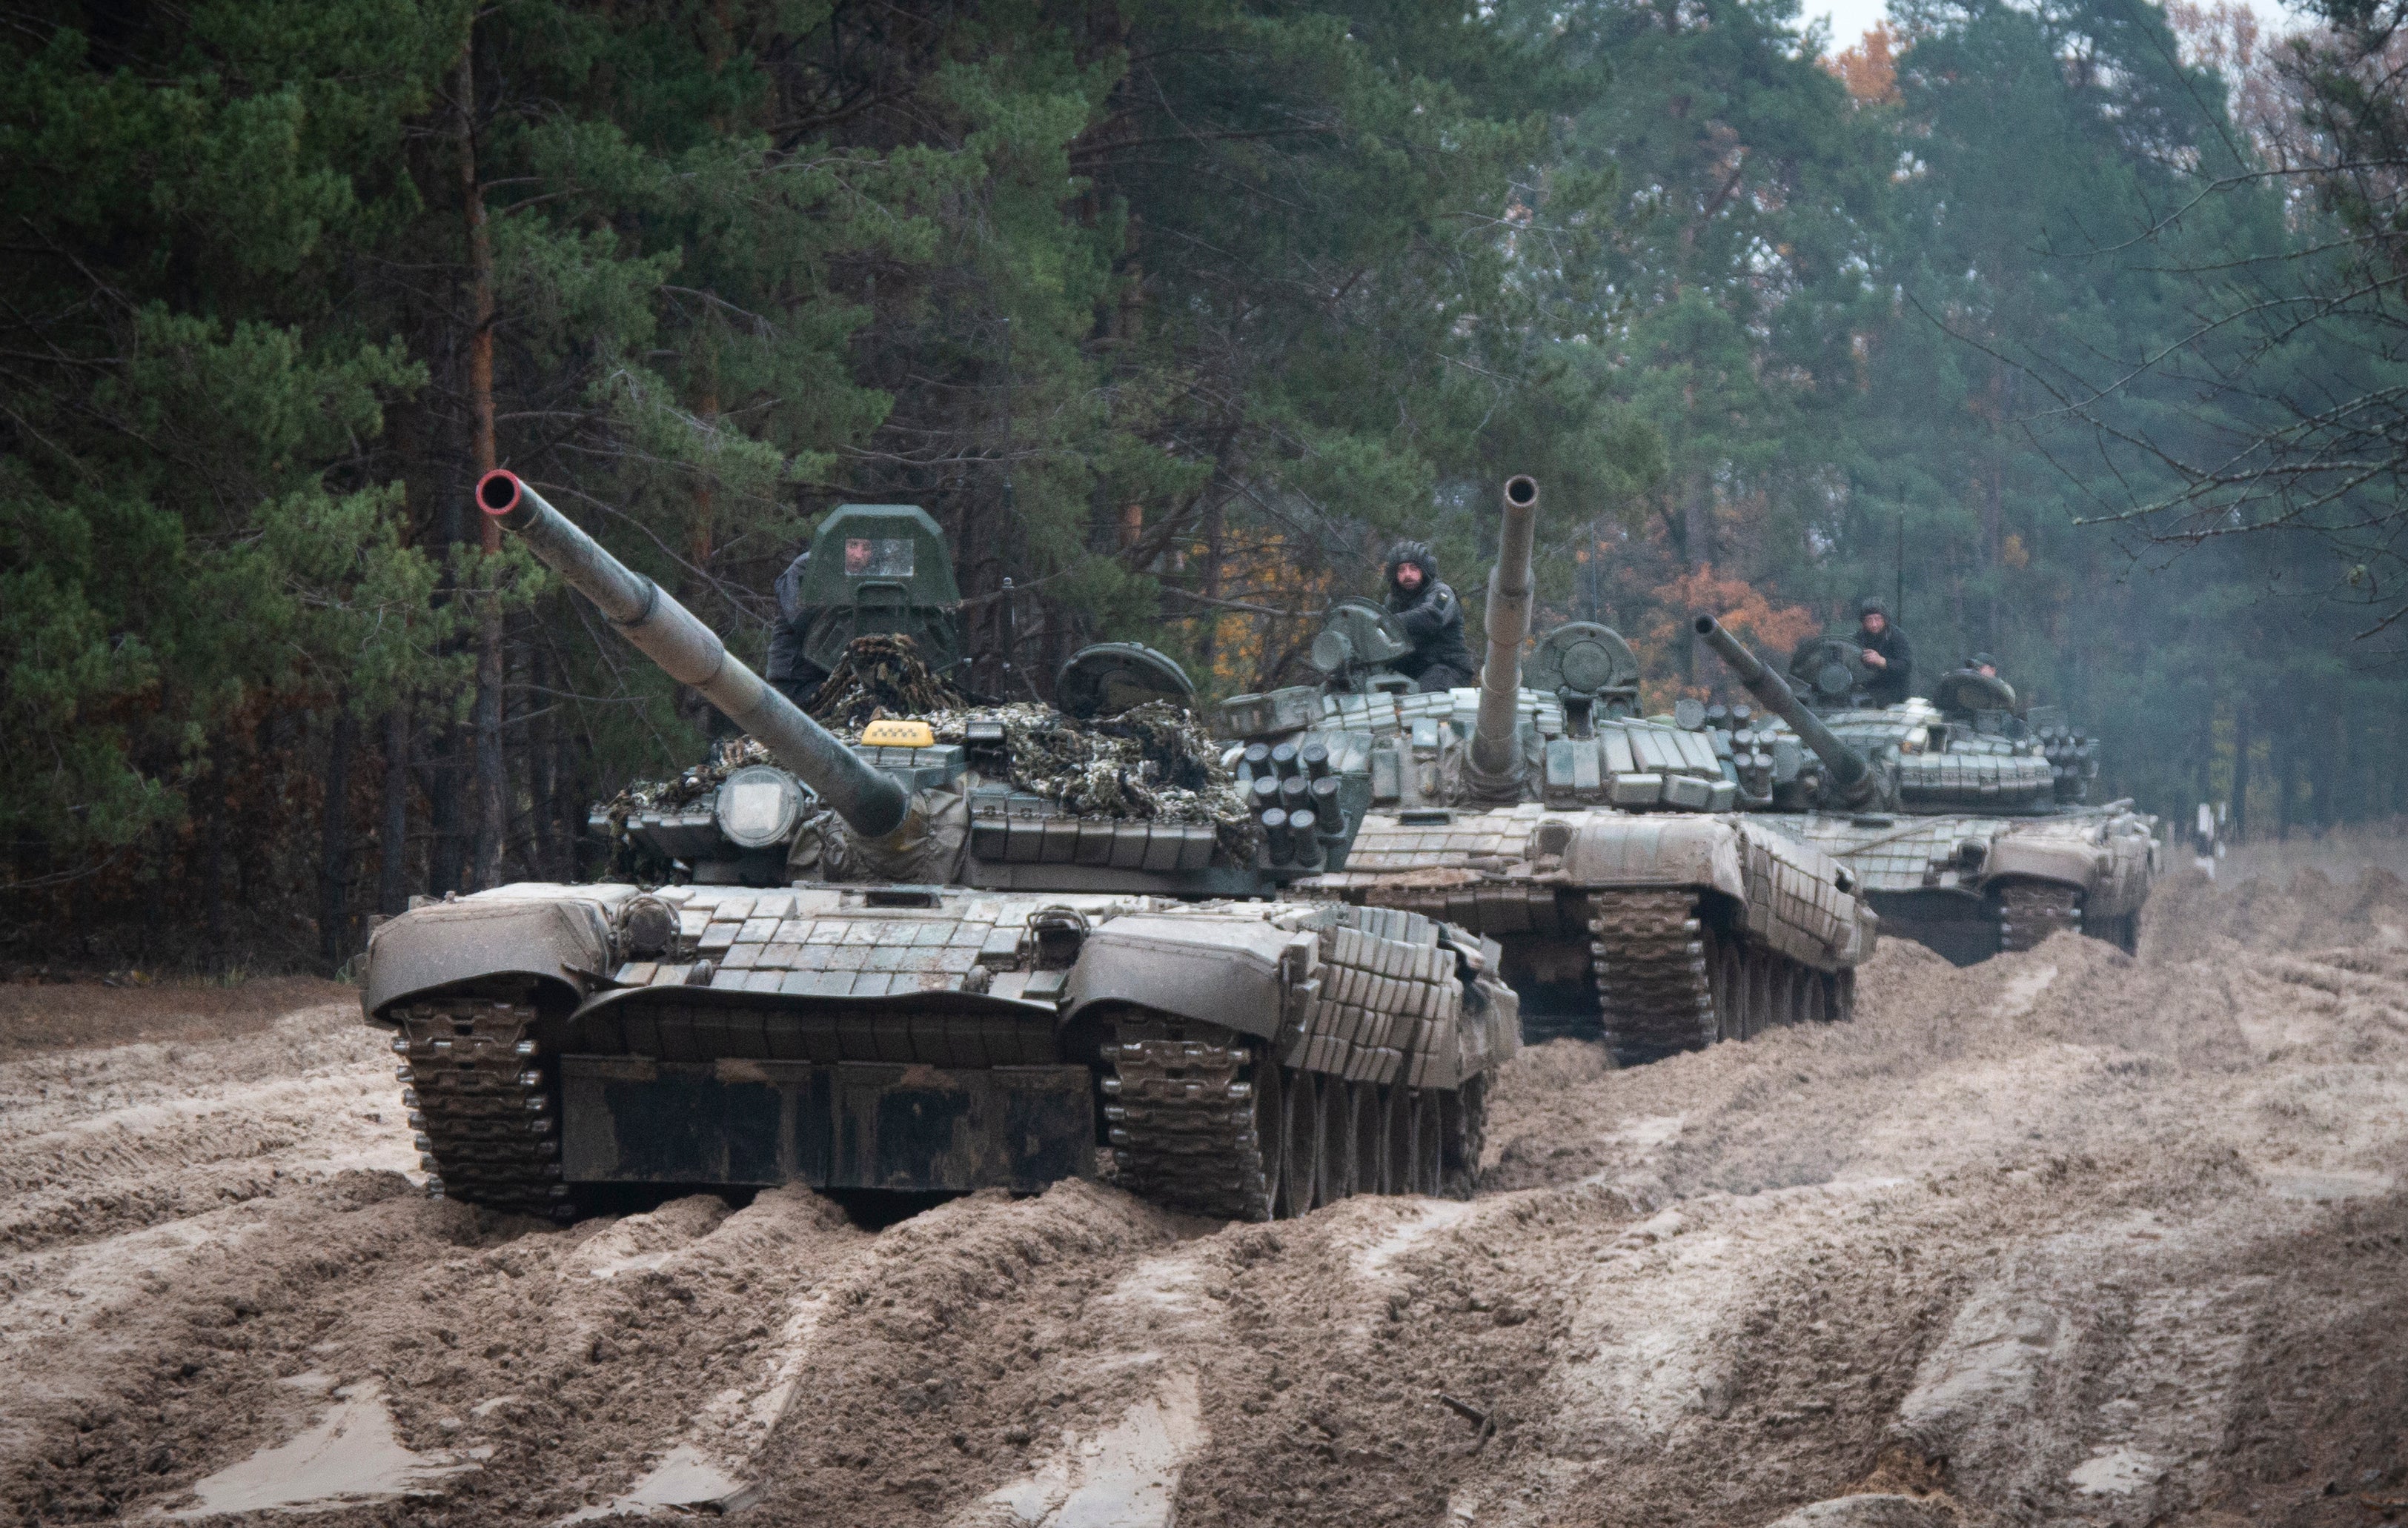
1383,542 -> 1475,688
1860,622 -> 1914,706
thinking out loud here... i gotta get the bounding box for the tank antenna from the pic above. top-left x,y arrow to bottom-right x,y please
1895,511 -> 1905,634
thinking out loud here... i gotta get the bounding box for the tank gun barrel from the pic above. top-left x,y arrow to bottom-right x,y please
1691,614 -> 1877,807
1470,475 -> 1542,778
477,469 -> 910,839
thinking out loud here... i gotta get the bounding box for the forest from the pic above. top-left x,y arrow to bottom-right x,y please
5,0 -> 2406,972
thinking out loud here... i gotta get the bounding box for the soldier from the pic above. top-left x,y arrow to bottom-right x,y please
1965,651 -> 2000,680
1854,597 -> 1914,706
765,549 -> 827,710
1384,539 -> 1476,693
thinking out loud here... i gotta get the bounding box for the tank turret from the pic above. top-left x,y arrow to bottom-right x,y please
1467,475 -> 1540,786
479,469 -> 909,839
1692,614 -> 1882,809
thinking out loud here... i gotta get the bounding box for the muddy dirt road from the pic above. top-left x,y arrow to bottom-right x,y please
5,868 -> 2407,1527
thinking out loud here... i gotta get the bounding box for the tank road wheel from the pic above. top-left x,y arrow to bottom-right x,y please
1324,1080 -> 1352,1202
1773,965 -> 1802,1028
1438,1075 -> 1487,1199
2091,909 -> 2139,955
1406,1092 -> 1435,1203
1588,890 -> 1719,1066
1347,1083 -> 1382,1199
1254,1058 -> 1288,1212
1739,950 -> 1768,1040
1279,1069 -> 1321,1218
393,986 -> 571,1220
1711,936 -> 1748,1043
1376,1086 -> 1410,1194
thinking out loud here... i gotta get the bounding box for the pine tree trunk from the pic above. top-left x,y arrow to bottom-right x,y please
202,760 -> 229,960
1679,476 -> 1709,684
380,704 -> 411,914
319,705 -> 356,971
1197,498 -> 1224,674
429,727 -> 465,895
530,647 -> 559,880
458,39 -> 507,890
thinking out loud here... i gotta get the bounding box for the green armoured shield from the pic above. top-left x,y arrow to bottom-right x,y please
792,504 -> 963,675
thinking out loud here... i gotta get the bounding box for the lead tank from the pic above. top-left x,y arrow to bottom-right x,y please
361,471 -> 1518,1223
1693,615 -> 2157,964
1221,478 -> 1878,1064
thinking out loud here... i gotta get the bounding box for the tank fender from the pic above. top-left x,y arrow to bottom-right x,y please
362,891 -> 623,1022
1064,914 -> 1319,1043
1559,814 -> 1748,902
1982,834 -> 2104,892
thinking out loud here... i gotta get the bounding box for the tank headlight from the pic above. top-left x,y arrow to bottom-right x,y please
714,765 -> 805,848
621,895 -> 678,957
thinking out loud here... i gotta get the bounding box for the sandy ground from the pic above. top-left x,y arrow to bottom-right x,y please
5,868 -> 2408,1527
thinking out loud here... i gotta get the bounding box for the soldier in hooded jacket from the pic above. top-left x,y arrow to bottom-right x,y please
1384,540 -> 1476,693
765,551 -> 828,709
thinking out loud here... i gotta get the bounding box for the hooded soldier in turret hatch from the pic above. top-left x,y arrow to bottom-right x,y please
764,550 -> 826,709
1384,539 -> 1476,693
1854,596 -> 1914,707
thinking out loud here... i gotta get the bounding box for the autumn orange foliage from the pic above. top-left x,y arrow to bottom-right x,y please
1633,564 -> 1822,712
1828,24 -> 1900,106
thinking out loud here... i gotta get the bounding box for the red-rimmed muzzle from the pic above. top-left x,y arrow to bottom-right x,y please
477,469 -> 523,517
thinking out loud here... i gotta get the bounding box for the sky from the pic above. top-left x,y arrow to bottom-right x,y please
1801,0 -> 2305,56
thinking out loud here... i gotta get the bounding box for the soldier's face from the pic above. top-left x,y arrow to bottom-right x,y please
1396,564 -> 1424,592
1862,613 -> 1886,637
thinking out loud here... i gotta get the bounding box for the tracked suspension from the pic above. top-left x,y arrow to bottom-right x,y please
1584,890 -> 1852,1063
1104,1020 -> 1271,1221
1104,1014 -> 1479,1220
1999,882 -> 2083,953
392,989 -> 571,1219
1587,890 -> 1718,1063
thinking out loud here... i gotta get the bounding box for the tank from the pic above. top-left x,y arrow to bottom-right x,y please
1693,615 -> 2158,964
1218,477 -> 1879,1064
359,471 -> 1518,1224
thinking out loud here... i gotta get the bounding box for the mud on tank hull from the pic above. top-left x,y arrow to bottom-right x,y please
362,883 -> 1518,1223
1296,805 -> 1876,1065
1754,807 -> 2159,966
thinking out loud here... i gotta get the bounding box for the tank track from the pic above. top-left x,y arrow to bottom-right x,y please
1104,1014 -> 1479,1221
391,986 -> 571,1219
1585,890 -> 1851,1065
1104,1018 -> 1270,1221
1587,890 -> 1717,1063
1998,881 -> 2083,953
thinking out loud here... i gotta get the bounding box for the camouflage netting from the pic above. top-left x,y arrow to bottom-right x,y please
599,735 -> 774,823
599,632 -> 1258,863
909,699 -> 1261,862
809,634 -> 966,728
